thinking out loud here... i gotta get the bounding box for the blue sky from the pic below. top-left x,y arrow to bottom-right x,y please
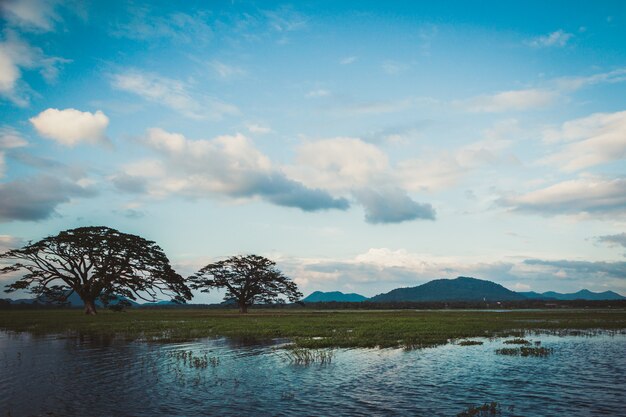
1,0 -> 625,301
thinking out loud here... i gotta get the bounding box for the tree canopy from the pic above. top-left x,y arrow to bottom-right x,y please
1,226 -> 192,314
189,254 -> 302,313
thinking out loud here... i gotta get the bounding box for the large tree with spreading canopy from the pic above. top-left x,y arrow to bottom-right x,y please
189,254 -> 302,313
1,226 -> 192,314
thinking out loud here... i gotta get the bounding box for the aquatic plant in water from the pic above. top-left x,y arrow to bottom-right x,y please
495,346 -> 553,357
284,348 -> 335,365
167,350 -> 220,369
503,338 -> 530,345
458,340 -> 484,346
457,401 -> 501,416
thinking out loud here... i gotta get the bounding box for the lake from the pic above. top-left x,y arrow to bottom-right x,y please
1,331 -> 624,416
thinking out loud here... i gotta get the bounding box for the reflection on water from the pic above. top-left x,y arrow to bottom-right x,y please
1,331 -> 625,416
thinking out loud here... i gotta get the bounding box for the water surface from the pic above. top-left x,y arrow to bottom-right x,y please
1,331 -> 624,416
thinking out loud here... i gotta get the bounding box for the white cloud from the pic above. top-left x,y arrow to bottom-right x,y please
0,126 -> 22,174
354,187 -> 435,224
306,89 -> 330,98
456,68 -> 626,115
286,137 -> 437,223
0,126 -> 28,148
30,108 -> 109,146
0,0 -> 60,32
111,69 -> 238,120
288,130 -> 514,196
595,233 -> 626,249
398,133 -> 514,192
264,7 -> 308,32
279,248 -> 626,296
396,155 -> 466,191
512,282 -> 531,291
499,175 -> 626,216
556,68 -> 626,91
209,60 -> 246,79
527,30 -> 573,47
461,88 -> 559,112
287,137 -> 388,191
342,97 -> 417,115
0,174 -> 97,222
340,56 -> 357,65
541,110 -> 626,171
112,9 -> 212,43
246,123 -> 272,134
382,60 -> 409,75
114,128 -> 348,212
354,248 -> 431,270
0,234 -> 23,252
0,30 -> 69,106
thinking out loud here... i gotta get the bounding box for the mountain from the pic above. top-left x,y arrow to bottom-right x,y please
518,291 -> 556,300
2,292 -> 140,307
522,289 -> 625,301
370,277 -> 525,302
303,291 -> 367,302
141,300 -> 180,306
0,298 -> 39,305
54,292 -> 140,307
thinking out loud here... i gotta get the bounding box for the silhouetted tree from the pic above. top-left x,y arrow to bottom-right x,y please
1,226 -> 192,315
189,254 -> 302,313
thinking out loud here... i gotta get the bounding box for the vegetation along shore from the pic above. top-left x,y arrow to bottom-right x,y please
1,309 -> 624,349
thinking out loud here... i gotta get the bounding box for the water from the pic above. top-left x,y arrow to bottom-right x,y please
1,331 -> 624,416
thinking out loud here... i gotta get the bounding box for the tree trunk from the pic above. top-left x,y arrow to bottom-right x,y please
238,302 -> 248,314
84,298 -> 97,315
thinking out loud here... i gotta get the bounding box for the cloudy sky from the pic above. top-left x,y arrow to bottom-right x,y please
1,0 -> 625,301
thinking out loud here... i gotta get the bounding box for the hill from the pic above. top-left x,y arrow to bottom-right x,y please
370,277 -> 525,302
518,291 -> 554,300
521,289 -> 625,301
1,292 -> 140,307
303,291 -> 367,302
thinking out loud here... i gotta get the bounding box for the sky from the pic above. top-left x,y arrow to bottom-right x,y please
0,0 -> 625,302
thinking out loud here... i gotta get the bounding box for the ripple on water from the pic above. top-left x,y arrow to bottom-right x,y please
0,332 -> 625,416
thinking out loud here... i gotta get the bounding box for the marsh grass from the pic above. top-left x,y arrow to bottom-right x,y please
519,346 -> 553,357
0,309 -> 624,349
284,347 -> 335,365
503,338 -> 530,345
494,348 -> 518,356
281,391 -> 296,400
167,350 -> 219,369
457,402 -> 501,416
495,346 -> 553,357
458,340 -> 484,346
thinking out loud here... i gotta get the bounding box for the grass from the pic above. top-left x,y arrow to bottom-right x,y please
494,348 -> 519,356
283,347 -> 335,365
457,402 -> 501,416
457,340 -> 484,346
502,338 -> 531,345
0,308 -> 624,349
167,350 -> 219,369
495,346 -> 553,357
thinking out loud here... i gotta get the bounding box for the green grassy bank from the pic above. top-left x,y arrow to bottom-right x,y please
1,309 -> 624,349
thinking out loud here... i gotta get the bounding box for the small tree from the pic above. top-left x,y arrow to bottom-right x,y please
1,226 -> 192,315
189,254 -> 302,313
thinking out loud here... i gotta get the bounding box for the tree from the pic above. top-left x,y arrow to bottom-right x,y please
1,226 -> 192,315
189,254 -> 302,313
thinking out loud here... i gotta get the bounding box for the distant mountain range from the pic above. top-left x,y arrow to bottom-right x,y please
519,289 -> 625,301
1,292 -> 140,307
303,277 -> 625,303
303,291 -> 368,302
369,277 -> 525,302
3,277 -> 625,306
